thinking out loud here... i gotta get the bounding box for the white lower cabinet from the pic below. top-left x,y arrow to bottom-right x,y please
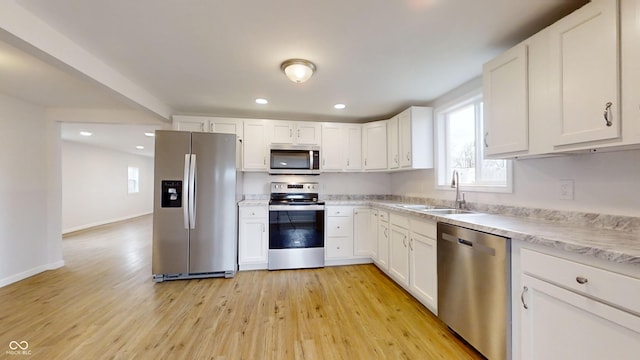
389,214 -> 410,287
408,219 -> 437,313
368,209 -> 379,260
519,248 -> 640,360
353,208 -> 371,257
325,206 -> 372,266
376,211 -> 390,270
238,206 -> 268,270
375,210 -> 438,314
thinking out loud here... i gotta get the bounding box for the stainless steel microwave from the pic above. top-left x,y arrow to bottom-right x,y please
269,145 -> 320,175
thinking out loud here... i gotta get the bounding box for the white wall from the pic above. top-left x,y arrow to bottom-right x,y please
0,93 -> 63,287
243,172 -> 391,196
61,141 -> 154,233
392,148 -> 640,217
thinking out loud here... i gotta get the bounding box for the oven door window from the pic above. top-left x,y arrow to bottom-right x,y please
270,150 -> 310,170
269,210 -> 324,249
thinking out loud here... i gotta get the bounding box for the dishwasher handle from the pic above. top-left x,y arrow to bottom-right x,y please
458,238 -> 473,247
441,232 -> 497,256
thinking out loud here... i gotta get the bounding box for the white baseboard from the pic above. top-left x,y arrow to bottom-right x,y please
62,212 -> 151,234
325,257 -> 373,267
0,260 -> 65,288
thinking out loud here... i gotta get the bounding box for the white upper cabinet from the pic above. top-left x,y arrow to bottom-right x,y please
397,107 -> 433,169
386,107 -> 433,169
550,0 -> 620,147
387,115 -> 400,169
243,120 -> 269,171
321,123 -> 362,171
621,0 -> 640,144
173,116 -> 210,132
362,120 -> 388,170
172,116 -> 244,139
270,121 -> 321,145
483,44 -> 529,156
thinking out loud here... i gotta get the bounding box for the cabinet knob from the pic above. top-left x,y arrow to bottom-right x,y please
576,276 -> 588,284
337,226 -> 341,229
337,246 -> 341,250
251,212 -> 255,216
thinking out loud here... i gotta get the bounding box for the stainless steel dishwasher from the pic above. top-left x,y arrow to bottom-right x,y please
437,222 -> 511,360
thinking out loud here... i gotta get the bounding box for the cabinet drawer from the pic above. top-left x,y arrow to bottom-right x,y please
326,207 -> 352,217
239,206 -> 267,218
390,213 -> 409,229
326,237 -> 354,258
327,217 -> 352,237
410,218 -> 436,238
522,248 -> 640,315
378,211 -> 389,222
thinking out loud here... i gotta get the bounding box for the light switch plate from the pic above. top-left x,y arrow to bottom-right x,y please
559,179 -> 574,200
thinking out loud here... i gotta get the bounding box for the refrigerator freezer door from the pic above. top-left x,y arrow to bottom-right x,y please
152,130 -> 191,275
188,132 -> 237,274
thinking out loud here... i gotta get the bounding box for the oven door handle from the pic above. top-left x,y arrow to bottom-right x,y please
269,205 -> 325,211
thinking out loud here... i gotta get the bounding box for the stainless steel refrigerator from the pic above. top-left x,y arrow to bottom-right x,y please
152,130 -> 238,282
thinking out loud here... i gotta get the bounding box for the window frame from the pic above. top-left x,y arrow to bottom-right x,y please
434,88 -> 513,193
127,166 -> 140,194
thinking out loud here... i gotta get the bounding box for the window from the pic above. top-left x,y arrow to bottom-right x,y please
435,91 -> 512,192
128,166 -> 139,194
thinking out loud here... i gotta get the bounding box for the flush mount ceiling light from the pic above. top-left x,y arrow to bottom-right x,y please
280,59 -> 316,83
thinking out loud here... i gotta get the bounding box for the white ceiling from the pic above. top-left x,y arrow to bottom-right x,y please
61,123 -> 165,157
10,0 -> 588,123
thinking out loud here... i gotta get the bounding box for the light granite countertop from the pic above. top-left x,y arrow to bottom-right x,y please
238,198 -> 640,266
372,201 -> 640,266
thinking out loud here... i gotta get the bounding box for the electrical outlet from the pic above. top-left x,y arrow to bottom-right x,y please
559,179 -> 574,200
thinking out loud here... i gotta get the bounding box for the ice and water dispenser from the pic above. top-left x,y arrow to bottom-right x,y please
161,180 -> 182,208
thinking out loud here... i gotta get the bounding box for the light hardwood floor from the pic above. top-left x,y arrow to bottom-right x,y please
0,215 -> 483,360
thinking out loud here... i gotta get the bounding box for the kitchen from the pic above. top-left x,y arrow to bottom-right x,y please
1,0 -> 640,359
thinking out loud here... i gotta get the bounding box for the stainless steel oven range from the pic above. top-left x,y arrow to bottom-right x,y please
268,182 -> 325,270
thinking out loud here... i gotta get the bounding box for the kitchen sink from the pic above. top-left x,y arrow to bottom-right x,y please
394,204 -> 449,210
420,208 -> 474,215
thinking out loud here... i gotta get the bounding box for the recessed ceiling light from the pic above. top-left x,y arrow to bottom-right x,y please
334,103 -> 346,110
256,98 -> 268,105
144,132 -> 155,137
136,146 -> 145,150
80,131 -> 93,136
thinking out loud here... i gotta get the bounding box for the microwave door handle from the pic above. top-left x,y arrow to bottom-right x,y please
309,150 -> 314,170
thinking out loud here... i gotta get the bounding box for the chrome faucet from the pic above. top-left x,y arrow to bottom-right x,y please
451,170 -> 466,209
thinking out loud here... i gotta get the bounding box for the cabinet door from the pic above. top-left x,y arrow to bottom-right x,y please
520,274 -> 640,360
295,122 -> 321,145
238,217 -> 268,268
211,118 -> 243,138
389,224 -> 409,287
270,121 -> 294,144
483,43 -> 529,155
387,116 -> 399,169
353,208 -> 371,257
321,123 -> 344,170
377,220 -> 389,270
243,121 -> 268,170
369,210 -> 379,260
363,121 -> 388,170
345,125 -> 362,170
398,110 -> 413,167
550,0 -> 620,146
173,117 -> 209,132
409,232 -> 437,312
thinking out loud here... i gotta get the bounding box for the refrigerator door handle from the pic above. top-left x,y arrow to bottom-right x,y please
183,154 -> 190,229
188,154 -> 197,229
